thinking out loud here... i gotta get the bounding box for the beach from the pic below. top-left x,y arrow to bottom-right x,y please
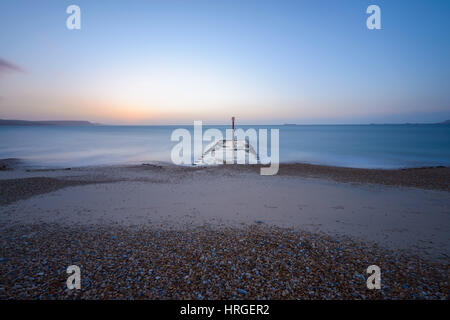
0,161 -> 448,299
2,0 -> 449,305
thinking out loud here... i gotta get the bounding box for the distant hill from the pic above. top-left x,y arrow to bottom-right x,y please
0,119 -> 99,126
441,120 -> 450,124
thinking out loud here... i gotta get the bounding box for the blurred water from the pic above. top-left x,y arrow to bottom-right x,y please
0,124 -> 449,168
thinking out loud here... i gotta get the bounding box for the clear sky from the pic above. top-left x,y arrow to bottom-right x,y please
0,0 -> 449,124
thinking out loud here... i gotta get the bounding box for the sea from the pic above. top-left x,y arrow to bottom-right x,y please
0,124 -> 449,169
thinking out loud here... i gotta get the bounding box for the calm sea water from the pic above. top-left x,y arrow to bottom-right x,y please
0,124 -> 449,169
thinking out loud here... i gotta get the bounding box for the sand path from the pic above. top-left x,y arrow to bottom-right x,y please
1,165 -> 449,261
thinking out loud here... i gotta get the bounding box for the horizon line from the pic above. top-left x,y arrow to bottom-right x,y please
1,118 -> 449,126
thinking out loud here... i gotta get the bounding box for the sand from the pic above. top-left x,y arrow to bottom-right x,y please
0,162 -> 449,299
1,163 -> 449,259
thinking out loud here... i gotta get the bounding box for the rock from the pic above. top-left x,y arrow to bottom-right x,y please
237,289 -> 248,296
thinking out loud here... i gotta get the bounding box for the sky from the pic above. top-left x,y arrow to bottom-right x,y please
0,0 -> 449,125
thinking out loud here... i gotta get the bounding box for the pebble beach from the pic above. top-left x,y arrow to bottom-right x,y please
1,224 -> 448,300
0,161 -> 449,299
